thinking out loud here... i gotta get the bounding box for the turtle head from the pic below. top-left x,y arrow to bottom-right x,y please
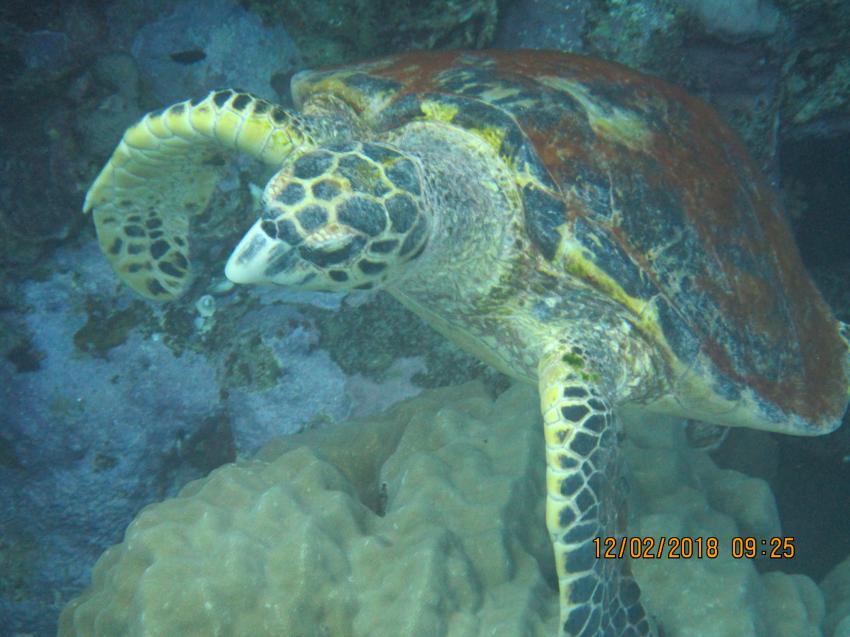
225,141 -> 429,292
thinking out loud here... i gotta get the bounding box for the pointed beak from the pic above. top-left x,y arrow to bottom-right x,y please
225,222 -> 274,284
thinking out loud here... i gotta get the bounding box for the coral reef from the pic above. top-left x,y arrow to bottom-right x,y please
59,383 -> 844,636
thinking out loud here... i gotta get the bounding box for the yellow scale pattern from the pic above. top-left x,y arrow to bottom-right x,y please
538,348 -> 650,636
83,90 -> 309,299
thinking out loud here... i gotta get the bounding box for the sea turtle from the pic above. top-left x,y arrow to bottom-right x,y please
84,50 -> 850,637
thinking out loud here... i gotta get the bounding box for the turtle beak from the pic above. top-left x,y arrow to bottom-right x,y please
225,220 -> 293,284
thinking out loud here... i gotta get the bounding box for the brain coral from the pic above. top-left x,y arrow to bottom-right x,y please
59,383 -> 556,636
59,382 -> 838,637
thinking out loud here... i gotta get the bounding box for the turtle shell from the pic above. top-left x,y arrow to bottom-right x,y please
292,50 -> 849,434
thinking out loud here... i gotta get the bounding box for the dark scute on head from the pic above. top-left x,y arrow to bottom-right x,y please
312,179 -> 341,201
109,238 -> 123,255
385,193 -> 417,233
522,184 -> 565,260
150,239 -> 169,260
261,220 -> 278,238
399,217 -> 427,257
173,252 -> 189,269
276,219 -> 303,245
124,225 -> 145,238
145,217 -> 163,229
337,154 -> 389,197
299,236 -> 365,267
296,205 -> 328,232
385,159 -> 421,196
293,151 -> 336,180
253,100 -> 271,115
127,243 -> 144,255
329,270 -> 348,282
337,196 -> 386,236
275,182 -> 305,207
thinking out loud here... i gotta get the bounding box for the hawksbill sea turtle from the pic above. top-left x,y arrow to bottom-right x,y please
84,50 -> 850,636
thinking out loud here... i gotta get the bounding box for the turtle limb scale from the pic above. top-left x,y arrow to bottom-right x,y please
83,90 -> 350,300
538,347 -> 654,637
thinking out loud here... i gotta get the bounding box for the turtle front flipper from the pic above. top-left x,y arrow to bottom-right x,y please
83,90 -> 318,300
538,348 -> 655,637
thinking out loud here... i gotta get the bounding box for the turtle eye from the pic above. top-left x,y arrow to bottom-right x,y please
298,235 -> 366,267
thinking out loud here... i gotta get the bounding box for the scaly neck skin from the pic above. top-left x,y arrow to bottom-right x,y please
385,121 -> 522,311
377,120 -> 546,382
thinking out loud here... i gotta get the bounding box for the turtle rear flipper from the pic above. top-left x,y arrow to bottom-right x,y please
84,90 -> 314,300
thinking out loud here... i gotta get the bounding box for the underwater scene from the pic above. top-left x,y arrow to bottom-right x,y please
1,1 -> 850,636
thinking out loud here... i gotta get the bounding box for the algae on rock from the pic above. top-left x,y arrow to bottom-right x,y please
243,0 -> 498,67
